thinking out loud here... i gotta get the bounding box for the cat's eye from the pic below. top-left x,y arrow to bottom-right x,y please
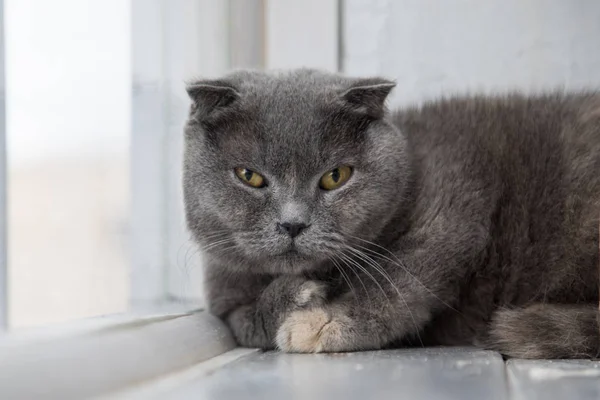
319,166 -> 353,190
234,167 -> 266,188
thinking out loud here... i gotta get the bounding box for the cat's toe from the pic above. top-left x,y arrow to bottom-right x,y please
276,308 -> 345,353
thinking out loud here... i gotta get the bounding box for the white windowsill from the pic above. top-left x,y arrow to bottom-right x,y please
3,308 -> 600,400
0,305 -> 235,399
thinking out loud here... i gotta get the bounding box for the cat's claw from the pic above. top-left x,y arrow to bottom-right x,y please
275,308 -> 348,353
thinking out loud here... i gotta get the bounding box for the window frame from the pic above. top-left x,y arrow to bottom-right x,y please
0,0 -> 6,331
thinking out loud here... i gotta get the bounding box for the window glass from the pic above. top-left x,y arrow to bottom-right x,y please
6,0 -> 130,327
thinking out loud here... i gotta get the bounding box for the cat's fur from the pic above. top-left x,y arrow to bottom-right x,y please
183,69 -> 600,359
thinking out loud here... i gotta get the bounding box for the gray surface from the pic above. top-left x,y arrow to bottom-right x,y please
508,359 -> 600,400
157,347 -> 508,400
115,347 -> 600,400
0,311 -> 234,399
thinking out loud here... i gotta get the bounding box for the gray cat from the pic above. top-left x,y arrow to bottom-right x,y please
183,69 -> 600,359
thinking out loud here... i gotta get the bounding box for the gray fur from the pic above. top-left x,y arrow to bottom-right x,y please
183,68 -> 600,359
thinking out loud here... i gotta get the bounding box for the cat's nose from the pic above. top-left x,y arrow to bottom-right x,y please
277,222 -> 309,238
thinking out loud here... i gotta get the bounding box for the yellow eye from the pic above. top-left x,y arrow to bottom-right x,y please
319,166 -> 353,190
234,167 -> 266,188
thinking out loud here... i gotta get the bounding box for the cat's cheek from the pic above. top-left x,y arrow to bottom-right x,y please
275,308 -> 352,353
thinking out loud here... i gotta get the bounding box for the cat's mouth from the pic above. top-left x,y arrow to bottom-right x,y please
269,247 -> 318,274
276,248 -> 302,257
248,240 -> 329,274
274,245 -> 313,262
276,240 -> 300,254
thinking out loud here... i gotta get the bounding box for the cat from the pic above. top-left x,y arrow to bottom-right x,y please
183,68 -> 600,359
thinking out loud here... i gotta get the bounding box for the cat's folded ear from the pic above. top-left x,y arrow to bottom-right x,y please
186,80 -> 240,121
339,78 -> 396,118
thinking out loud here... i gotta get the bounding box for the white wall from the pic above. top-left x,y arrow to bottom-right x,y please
266,0 -> 339,71
343,0 -> 600,107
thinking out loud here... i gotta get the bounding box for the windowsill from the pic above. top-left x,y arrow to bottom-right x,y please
108,347 -> 600,400
0,305 -> 235,399
2,308 -> 600,399
2,302 -> 202,341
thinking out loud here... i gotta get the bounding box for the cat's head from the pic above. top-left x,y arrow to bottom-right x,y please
183,69 -> 409,274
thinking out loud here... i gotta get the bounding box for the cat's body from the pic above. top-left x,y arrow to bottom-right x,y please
396,94 -> 600,356
183,69 -> 600,359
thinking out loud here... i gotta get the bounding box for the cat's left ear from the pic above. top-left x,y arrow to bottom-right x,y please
185,80 -> 240,120
339,78 -> 396,118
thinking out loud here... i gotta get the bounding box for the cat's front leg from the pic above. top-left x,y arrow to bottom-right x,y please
223,275 -> 328,348
274,251 -> 436,353
275,296 -> 360,352
275,290 -> 431,352
276,226 -> 487,353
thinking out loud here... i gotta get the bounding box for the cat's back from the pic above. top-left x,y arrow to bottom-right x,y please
394,91 -> 600,158
394,91 -> 600,198
394,91 -> 600,305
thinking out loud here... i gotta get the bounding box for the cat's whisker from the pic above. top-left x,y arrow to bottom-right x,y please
347,247 -> 400,295
175,245 -> 193,283
176,242 -> 190,269
329,256 -> 354,293
184,246 -> 202,271
182,244 -> 195,269
210,244 -> 241,258
361,245 -> 459,313
327,255 -> 357,300
197,233 -> 233,255
200,231 -> 230,241
346,246 -> 424,347
181,244 -> 208,281
333,254 -> 373,310
346,234 -> 459,313
181,231 -> 230,271
201,237 -> 237,253
338,253 -> 379,305
339,252 -> 391,305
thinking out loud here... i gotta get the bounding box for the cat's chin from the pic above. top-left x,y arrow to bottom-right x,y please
208,239 -> 332,274
255,251 -> 329,275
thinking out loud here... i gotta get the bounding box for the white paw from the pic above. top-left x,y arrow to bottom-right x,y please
276,308 -> 345,353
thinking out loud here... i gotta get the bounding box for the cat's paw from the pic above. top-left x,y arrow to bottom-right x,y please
275,307 -> 350,353
225,279 -> 327,350
293,281 -> 327,307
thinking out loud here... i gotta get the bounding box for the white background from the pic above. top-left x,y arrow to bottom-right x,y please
344,0 -> 600,106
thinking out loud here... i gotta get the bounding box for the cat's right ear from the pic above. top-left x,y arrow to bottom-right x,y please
186,80 -> 240,120
339,78 -> 396,119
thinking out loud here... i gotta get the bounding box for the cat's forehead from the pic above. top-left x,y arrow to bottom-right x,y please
236,70 -> 344,118
222,71 -> 356,168
190,69 -> 395,174
230,69 -> 349,93
222,98 -> 353,176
